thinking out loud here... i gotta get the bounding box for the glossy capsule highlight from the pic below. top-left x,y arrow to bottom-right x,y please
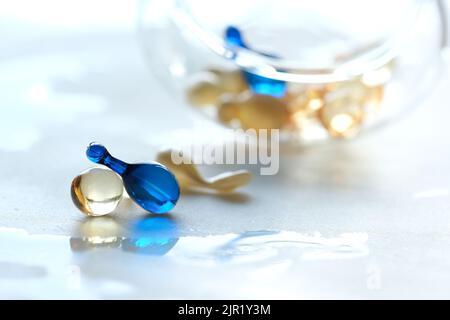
71,167 -> 124,216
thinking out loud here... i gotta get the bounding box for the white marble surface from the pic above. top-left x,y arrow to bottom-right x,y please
1,1 -> 450,299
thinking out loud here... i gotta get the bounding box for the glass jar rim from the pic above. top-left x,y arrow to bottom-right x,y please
170,0 -> 440,84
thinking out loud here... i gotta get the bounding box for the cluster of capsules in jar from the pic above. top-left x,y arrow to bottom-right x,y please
186,27 -> 395,140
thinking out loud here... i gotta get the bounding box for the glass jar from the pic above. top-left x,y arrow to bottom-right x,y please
137,0 -> 448,143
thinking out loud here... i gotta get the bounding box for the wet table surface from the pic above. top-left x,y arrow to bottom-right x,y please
1,5 -> 450,299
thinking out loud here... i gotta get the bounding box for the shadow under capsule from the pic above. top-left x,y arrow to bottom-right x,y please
70,214 -> 179,256
70,216 -> 124,251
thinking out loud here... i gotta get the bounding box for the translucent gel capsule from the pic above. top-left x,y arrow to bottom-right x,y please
156,149 -> 252,193
71,167 -> 123,216
325,81 -> 367,104
224,26 -> 286,98
364,85 -> 384,111
187,69 -> 248,109
86,143 -> 180,214
287,88 -> 325,130
208,68 -> 248,94
218,96 -> 241,123
186,73 -> 223,107
219,93 -> 288,130
319,92 -> 364,138
288,89 -> 325,113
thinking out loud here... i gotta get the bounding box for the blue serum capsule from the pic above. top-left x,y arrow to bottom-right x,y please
224,26 -> 286,98
86,143 -> 180,214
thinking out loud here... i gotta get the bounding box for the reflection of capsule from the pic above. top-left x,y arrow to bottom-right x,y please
319,94 -> 364,138
69,237 -> 123,251
70,216 -> 124,251
71,167 -> 123,217
122,216 -> 179,256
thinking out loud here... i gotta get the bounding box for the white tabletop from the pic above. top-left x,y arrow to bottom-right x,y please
1,1 -> 450,299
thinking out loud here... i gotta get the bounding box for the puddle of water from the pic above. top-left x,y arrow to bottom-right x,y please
0,220 -> 369,299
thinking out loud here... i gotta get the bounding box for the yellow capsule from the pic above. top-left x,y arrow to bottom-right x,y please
328,78 -> 385,107
361,60 -> 395,87
319,92 -> 364,138
287,88 -> 325,113
70,216 -> 124,251
208,68 -> 248,94
239,94 -> 288,130
71,167 -> 123,216
364,84 -> 384,110
218,96 -> 241,123
329,80 -> 368,103
224,93 -> 288,130
186,73 -> 223,107
286,88 -> 325,130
